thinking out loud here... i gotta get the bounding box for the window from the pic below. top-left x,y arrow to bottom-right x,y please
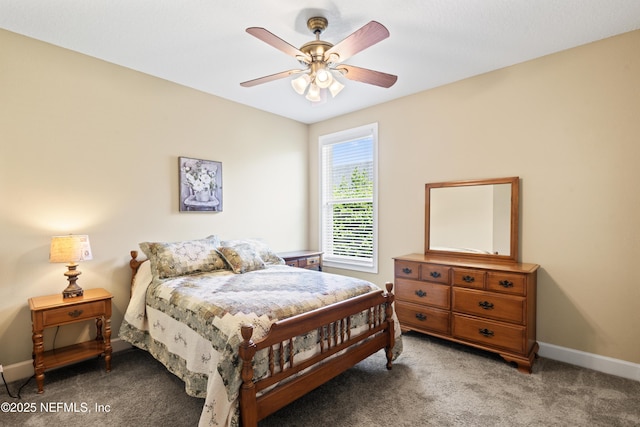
319,123 -> 378,273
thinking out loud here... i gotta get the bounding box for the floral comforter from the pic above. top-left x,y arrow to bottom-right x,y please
119,262 -> 401,427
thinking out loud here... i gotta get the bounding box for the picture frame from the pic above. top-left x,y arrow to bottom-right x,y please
179,157 -> 223,212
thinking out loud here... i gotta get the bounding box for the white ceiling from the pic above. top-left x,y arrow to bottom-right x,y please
2,1 -> 639,124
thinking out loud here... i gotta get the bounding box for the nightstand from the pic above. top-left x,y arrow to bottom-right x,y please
279,250 -> 323,271
29,288 -> 113,393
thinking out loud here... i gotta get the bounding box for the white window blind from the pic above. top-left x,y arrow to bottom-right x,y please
319,123 -> 378,273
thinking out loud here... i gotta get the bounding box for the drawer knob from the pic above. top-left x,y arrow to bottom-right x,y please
415,313 -> 427,321
462,275 -> 475,283
415,289 -> 427,298
478,328 -> 494,337
499,280 -> 514,288
68,309 -> 84,318
478,301 -> 494,310
402,267 -> 412,274
429,271 -> 441,278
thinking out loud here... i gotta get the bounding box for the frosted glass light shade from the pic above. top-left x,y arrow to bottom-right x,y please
291,74 -> 311,95
305,83 -> 322,102
329,78 -> 344,97
315,68 -> 333,88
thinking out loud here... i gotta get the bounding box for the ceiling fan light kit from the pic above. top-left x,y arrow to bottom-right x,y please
241,16 -> 397,103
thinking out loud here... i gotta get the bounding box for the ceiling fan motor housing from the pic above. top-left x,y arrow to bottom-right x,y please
301,40 -> 333,62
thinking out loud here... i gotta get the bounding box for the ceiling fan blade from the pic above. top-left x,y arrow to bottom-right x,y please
324,21 -> 390,63
246,27 -> 310,62
336,65 -> 397,88
240,70 -> 302,87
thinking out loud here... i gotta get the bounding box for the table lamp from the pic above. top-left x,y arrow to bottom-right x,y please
49,235 -> 93,298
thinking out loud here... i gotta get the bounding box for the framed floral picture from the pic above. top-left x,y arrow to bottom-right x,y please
179,157 -> 223,212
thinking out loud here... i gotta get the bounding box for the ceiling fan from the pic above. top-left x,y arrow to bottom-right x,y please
240,17 -> 397,102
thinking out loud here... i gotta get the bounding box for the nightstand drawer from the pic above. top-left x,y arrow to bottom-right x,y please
280,251 -> 323,271
301,255 -> 321,268
42,300 -> 108,327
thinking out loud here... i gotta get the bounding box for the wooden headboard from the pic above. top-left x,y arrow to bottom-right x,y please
129,250 -> 147,292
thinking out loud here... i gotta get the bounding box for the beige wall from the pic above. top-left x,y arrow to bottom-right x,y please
2,27 -> 639,369
310,30 -> 640,364
0,30 -> 308,365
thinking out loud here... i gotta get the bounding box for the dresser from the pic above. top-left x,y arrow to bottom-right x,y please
394,253 -> 539,373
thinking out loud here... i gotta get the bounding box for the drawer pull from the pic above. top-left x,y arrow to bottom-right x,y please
402,267 -> 412,274
415,289 -> 427,298
478,301 -> 494,310
415,313 -> 427,321
462,275 -> 475,283
429,271 -> 441,278
478,328 -> 494,337
68,309 -> 84,318
499,280 -> 514,288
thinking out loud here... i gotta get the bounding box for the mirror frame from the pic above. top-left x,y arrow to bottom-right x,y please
425,176 -> 519,263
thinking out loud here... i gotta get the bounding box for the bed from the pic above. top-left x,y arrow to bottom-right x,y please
118,237 -> 400,426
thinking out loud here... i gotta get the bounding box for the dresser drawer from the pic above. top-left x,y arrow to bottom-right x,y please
487,272 -> 526,295
397,301 -> 450,335
396,278 -> 450,309
453,314 -> 525,353
420,263 -> 450,284
42,300 -> 108,327
452,268 -> 486,290
394,261 -> 420,280
285,259 -> 300,268
452,288 -> 525,324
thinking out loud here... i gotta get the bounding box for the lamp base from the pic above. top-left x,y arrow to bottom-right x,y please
63,287 -> 84,299
62,267 -> 84,299
62,289 -> 84,299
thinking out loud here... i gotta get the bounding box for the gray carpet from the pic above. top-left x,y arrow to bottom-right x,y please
3,333 -> 639,426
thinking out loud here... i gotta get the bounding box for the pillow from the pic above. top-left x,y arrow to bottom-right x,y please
220,239 -> 285,266
139,236 -> 226,279
217,242 -> 266,274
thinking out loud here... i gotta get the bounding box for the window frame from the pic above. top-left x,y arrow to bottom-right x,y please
318,123 -> 378,273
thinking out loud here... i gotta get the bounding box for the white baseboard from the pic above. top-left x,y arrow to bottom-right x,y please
538,341 -> 640,381
1,338 -> 132,384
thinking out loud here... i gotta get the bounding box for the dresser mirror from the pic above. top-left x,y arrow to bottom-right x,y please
425,176 -> 519,262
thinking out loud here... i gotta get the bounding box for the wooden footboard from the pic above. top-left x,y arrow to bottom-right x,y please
239,282 -> 395,427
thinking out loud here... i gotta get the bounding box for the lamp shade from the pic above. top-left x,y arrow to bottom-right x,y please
50,235 -> 93,263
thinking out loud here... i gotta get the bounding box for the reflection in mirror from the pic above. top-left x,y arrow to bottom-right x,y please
425,177 -> 519,262
430,184 -> 511,255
